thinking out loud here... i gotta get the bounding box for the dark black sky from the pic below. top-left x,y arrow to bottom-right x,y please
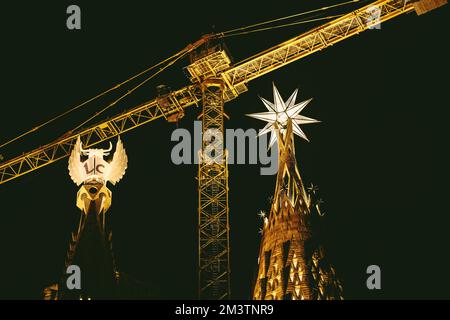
0,1 -> 448,299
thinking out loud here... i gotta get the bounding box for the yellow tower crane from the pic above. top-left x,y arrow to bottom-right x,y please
0,0 -> 446,299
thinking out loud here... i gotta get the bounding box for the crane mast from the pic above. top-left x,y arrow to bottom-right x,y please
0,0 -> 446,300
197,78 -> 230,299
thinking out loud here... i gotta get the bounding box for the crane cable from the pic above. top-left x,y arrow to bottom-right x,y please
70,48 -> 193,133
0,47 -> 189,150
218,14 -> 345,38
215,0 -> 359,38
0,0 -> 361,151
75,6 -> 349,130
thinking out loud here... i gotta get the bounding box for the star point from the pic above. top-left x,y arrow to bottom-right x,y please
247,83 -> 319,150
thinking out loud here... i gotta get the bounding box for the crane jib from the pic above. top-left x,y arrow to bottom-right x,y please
0,0 -> 446,185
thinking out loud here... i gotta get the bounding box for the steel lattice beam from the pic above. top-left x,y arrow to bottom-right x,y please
223,0 -> 415,87
0,0 -> 439,186
198,79 -> 231,299
0,85 -> 202,184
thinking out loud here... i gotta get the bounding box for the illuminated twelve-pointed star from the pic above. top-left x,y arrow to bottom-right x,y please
247,83 -> 320,149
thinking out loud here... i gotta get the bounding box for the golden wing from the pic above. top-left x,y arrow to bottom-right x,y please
68,136 -> 85,186
107,137 -> 128,185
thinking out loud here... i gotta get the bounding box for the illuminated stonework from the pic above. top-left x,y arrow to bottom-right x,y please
44,138 -> 146,299
249,87 -> 343,300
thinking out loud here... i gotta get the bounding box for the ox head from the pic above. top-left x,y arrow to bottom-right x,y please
80,142 -> 113,158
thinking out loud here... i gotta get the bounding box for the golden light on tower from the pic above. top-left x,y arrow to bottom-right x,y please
44,137 -> 128,300
248,84 -> 343,300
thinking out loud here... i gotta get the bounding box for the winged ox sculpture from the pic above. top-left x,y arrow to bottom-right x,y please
68,136 -> 128,186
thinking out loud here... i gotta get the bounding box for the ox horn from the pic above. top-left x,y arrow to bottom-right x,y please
79,138 -> 87,155
104,142 -> 113,153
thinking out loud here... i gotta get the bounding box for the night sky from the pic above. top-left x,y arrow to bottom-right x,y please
0,1 -> 448,299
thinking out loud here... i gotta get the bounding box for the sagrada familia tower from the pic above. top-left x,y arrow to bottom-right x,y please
43,137 -> 147,299
248,84 -> 343,300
